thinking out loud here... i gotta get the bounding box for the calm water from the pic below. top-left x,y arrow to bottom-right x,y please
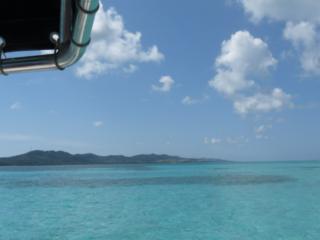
0,162 -> 320,240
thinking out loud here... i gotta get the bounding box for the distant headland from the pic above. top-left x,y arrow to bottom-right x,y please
0,150 -> 228,166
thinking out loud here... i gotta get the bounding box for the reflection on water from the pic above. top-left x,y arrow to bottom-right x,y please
0,174 -> 296,188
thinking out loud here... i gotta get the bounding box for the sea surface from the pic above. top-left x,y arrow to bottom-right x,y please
0,161 -> 320,240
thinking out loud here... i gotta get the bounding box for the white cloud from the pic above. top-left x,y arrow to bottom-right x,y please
240,0 -> 320,23
254,124 -> 272,139
76,3 -> 164,79
239,0 -> 320,76
182,95 -> 209,105
204,136 -> 249,145
182,96 -> 197,105
215,31 -> 276,74
10,102 -> 22,110
209,31 -> 276,96
210,70 -> 254,96
255,124 -> 270,134
283,22 -> 317,47
284,22 -> 320,75
233,88 -> 293,115
209,31 -> 291,115
152,76 -> 174,92
204,137 -> 210,144
123,64 -> 138,73
211,138 -> 222,144
204,137 -> 221,145
93,121 -> 104,128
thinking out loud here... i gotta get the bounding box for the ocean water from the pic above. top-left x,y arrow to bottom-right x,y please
0,162 -> 320,240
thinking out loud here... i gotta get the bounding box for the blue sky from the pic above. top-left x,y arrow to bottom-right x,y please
1,0 -> 320,161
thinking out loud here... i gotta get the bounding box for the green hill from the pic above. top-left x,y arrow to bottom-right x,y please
0,150 -> 228,166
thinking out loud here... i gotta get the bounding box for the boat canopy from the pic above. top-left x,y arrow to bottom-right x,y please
0,0 -> 99,75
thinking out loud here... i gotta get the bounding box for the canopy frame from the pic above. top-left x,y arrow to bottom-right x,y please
0,0 -> 99,75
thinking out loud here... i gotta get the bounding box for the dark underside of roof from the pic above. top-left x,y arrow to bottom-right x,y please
0,1 -> 61,52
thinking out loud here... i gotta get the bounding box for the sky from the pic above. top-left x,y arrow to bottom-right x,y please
1,0 -> 320,161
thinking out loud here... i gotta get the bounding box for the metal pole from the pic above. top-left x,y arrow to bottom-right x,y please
1,0 -> 99,74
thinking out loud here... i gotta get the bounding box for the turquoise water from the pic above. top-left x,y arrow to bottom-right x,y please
1,162 -> 320,240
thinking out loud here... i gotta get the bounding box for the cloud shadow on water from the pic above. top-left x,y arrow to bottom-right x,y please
1,174 -> 296,188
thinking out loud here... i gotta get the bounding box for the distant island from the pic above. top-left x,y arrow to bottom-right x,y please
0,150 -> 228,166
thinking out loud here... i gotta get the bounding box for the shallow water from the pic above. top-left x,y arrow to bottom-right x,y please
0,162 -> 319,240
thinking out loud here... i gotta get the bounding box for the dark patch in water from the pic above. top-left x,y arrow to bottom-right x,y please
0,164 -> 157,172
0,174 -> 296,188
